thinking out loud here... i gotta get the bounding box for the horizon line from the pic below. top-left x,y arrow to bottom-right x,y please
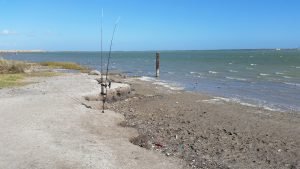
1,48 -> 299,53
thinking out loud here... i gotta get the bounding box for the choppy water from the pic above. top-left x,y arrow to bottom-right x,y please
3,49 -> 300,112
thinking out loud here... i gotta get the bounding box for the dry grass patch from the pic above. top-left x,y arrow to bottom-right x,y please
0,72 -> 61,88
0,74 -> 25,88
25,71 -> 61,77
40,62 -> 89,72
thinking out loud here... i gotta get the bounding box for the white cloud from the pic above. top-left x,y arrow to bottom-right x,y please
0,29 -> 16,35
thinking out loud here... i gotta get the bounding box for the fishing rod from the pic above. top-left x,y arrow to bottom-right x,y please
100,9 -> 105,96
101,16 -> 120,113
105,17 -> 120,81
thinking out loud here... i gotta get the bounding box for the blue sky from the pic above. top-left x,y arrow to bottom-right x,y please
0,0 -> 299,51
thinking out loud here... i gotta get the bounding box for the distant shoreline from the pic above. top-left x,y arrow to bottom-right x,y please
0,50 -> 46,53
0,48 -> 299,53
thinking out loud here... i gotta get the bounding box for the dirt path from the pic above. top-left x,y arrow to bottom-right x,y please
0,73 -> 185,169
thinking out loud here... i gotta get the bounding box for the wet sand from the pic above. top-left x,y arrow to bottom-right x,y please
107,76 -> 300,169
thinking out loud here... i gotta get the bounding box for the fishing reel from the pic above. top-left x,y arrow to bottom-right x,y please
100,81 -> 111,95
100,78 -> 111,113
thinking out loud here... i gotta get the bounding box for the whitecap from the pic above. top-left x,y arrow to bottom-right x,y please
259,73 -> 269,76
250,64 -> 257,66
229,70 -> 238,73
208,71 -> 218,74
225,76 -> 247,81
296,66 -> 300,69
284,82 -> 300,87
275,72 -> 284,75
228,62 -> 233,65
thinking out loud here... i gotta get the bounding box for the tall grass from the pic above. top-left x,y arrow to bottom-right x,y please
0,58 -> 29,74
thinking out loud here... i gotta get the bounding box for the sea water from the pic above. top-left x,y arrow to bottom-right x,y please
3,49 -> 300,112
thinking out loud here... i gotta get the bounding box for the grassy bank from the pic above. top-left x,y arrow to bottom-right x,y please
0,59 -> 62,88
1,59 -> 90,88
40,62 -> 89,72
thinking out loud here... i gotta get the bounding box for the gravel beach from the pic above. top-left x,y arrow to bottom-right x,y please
108,76 -> 300,169
1,71 -> 299,169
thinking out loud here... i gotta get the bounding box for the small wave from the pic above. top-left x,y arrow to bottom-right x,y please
259,73 -> 269,76
250,64 -> 257,66
139,76 -> 183,90
190,71 -> 197,74
296,66 -> 300,69
249,56 -> 254,58
208,71 -> 218,74
262,106 -> 282,112
225,76 -> 247,81
229,70 -> 238,73
202,98 -> 224,104
275,72 -> 284,75
214,97 -> 233,102
228,62 -> 233,65
246,67 -> 254,70
211,97 -> 282,112
153,82 -> 184,90
283,76 -> 292,79
284,82 -> 300,87
239,102 -> 257,107
167,72 -> 175,74
139,76 -> 156,82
